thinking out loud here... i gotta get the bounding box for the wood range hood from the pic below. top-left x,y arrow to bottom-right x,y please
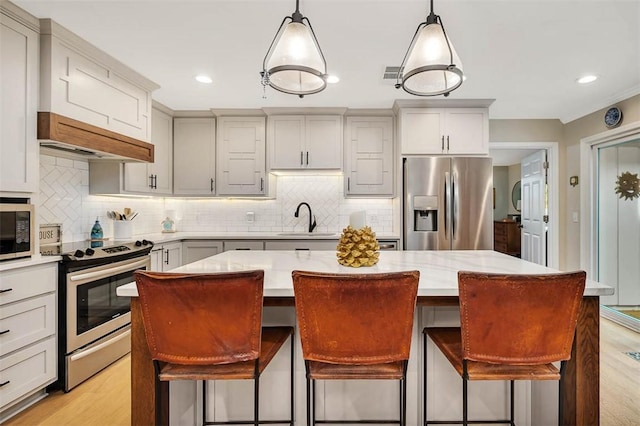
38,112 -> 154,162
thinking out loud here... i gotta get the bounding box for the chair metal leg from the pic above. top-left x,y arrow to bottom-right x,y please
312,378 -> 317,426
510,380 -> 515,426
401,377 -> 407,426
462,378 -> 468,426
203,380 -> 207,425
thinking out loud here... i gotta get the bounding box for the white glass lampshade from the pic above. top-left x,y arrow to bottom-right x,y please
399,21 -> 464,96
263,20 -> 327,95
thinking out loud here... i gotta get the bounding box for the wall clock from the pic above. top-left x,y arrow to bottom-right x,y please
604,106 -> 623,128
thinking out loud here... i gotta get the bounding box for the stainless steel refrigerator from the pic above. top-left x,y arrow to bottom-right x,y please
403,157 -> 493,250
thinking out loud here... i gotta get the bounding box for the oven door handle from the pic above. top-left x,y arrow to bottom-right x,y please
69,328 -> 131,362
69,258 -> 149,283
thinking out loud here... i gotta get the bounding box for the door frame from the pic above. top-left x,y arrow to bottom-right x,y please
489,141 -> 559,269
580,121 -> 640,277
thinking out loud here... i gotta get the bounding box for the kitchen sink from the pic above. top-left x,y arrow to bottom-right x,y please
277,232 -> 337,237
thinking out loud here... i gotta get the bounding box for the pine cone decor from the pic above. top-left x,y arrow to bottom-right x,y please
336,225 -> 380,267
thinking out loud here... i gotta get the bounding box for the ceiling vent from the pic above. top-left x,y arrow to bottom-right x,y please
382,66 -> 403,82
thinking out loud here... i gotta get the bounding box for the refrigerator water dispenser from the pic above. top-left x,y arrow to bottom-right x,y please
413,196 -> 438,231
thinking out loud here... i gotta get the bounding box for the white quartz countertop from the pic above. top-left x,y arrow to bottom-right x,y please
0,254 -> 61,272
117,250 -> 613,298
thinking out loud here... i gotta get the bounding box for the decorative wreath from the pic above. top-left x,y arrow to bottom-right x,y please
615,171 -> 640,201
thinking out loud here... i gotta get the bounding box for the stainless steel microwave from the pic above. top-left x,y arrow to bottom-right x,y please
0,203 -> 35,260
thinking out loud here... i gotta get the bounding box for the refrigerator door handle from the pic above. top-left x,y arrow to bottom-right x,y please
452,172 -> 458,240
444,171 -> 451,240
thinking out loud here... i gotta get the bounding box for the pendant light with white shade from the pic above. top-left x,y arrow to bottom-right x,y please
396,0 -> 464,97
260,0 -> 328,98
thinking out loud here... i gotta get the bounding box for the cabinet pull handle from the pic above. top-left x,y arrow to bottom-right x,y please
260,177 -> 264,191
306,151 -> 309,165
446,135 -> 450,151
347,177 -> 350,191
294,248 -> 310,251
300,151 -> 304,166
210,178 -> 215,192
0,288 -> 12,294
149,174 -> 154,189
441,135 -> 444,151
378,244 -> 396,250
0,330 -> 9,335
235,248 -> 251,250
164,249 -> 169,265
0,380 -> 10,388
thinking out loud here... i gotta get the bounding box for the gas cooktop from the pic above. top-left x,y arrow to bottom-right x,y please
54,239 -> 154,263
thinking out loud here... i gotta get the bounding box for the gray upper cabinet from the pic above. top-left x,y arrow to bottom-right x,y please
216,117 -> 266,196
173,117 -> 216,196
268,115 -> 343,170
0,5 -> 39,192
344,116 -> 394,197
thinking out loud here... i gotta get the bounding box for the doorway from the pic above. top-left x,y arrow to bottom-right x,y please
489,142 -> 559,268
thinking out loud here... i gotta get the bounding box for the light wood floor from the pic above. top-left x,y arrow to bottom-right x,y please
5,318 -> 640,426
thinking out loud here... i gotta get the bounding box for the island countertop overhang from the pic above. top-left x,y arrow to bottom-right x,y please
117,250 -> 613,298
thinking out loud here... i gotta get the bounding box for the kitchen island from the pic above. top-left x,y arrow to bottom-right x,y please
118,250 -> 612,425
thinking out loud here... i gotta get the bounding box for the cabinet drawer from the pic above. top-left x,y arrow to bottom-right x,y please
223,241 -> 264,251
494,234 -> 508,244
265,240 -> 338,251
0,263 -> 57,306
0,293 -> 56,356
0,336 -> 56,410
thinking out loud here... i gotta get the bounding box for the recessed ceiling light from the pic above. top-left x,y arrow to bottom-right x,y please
326,75 -> 340,84
577,75 -> 598,84
195,75 -> 213,84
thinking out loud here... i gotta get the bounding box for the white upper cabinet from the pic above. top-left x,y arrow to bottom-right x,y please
1,5 -> 39,192
268,115 -> 342,170
173,117 -> 216,196
216,117 -> 266,196
123,105 -> 173,194
400,107 -> 489,155
39,19 -> 159,142
344,116 -> 394,196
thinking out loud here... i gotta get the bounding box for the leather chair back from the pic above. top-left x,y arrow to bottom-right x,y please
458,270 -> 586,365
292,270 -> 419,365
134,270 -> 264,365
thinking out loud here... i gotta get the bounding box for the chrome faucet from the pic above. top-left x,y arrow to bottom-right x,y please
294,202 -> 317,233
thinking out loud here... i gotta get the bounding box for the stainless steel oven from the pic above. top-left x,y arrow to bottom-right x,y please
54,240 -> 153,391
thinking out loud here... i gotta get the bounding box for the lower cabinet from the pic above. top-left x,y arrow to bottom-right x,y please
150,242 -> 183,271
182,240 -> 222,264
0,262 -> 57,419
223,241 -> 264,251
265,240 -> 338,251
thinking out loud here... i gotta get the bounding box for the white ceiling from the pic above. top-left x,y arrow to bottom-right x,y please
13,0 -> 640,122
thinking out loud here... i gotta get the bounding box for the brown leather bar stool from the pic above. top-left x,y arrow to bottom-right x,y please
292,270 -> 420,426
134,270 -> 294,426
423,270 -> 586,426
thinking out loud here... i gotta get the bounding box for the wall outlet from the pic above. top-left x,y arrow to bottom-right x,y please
246,211 -> 255,223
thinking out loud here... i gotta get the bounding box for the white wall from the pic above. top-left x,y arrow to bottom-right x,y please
39,154 -> 394,243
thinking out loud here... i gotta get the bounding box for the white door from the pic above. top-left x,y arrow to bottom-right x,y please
521,150 -> 547,265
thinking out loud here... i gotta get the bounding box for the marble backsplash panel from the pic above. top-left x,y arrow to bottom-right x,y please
39,155 -> 395,243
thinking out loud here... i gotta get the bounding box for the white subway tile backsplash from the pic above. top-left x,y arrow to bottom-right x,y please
39,155 -> 395,242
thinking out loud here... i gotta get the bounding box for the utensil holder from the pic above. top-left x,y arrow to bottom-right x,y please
113,221 -> 133,240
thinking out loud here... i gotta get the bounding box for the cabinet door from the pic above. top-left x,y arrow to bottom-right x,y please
182,240 -> 223,264
150,249 -> 162,272
305,116 -> 342,169
149,107 -> 173,194
345,117 -> 393,196
268,116 -> 305,169
400,109 -> 445,154
123,162 -> 151,193
217,117 -> 266,195
445,109 -> 488,155
162,242 -> 183,271
173,117 -> 216,195
0,15 -> 39,192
